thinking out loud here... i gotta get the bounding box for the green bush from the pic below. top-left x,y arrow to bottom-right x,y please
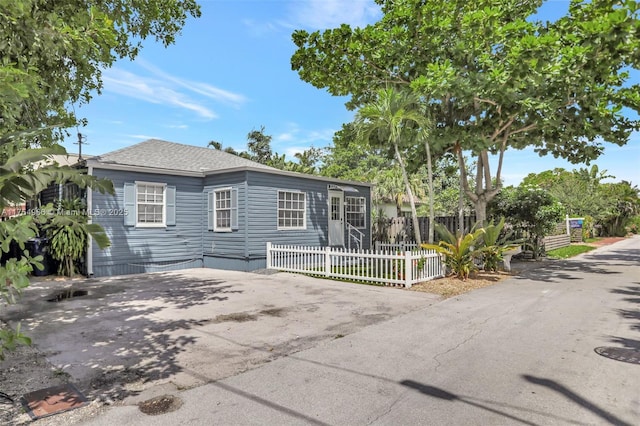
43,199 -> 110,277
422,223 -> 485,280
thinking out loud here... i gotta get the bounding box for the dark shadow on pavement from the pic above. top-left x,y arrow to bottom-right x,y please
610,283 -> 640,348
512,258 -> 621,283
522,375 -> 633,426
400,380 -> 540,426
158,329 -> 583,426
1,272 -> 240,401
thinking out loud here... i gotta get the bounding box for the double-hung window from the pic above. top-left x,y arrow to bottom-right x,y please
277,191 -> 306,230
214,188 -> 232,231
207,187 -> 238,232
136,183 -> 165,226
122,182 -> 175,227
346,196 -> 366,229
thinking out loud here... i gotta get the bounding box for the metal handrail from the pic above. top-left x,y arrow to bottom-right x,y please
346,222 -> 364,250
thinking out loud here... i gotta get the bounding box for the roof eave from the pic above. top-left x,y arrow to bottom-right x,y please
86,160 -> 372,187
204,166 -> 373,187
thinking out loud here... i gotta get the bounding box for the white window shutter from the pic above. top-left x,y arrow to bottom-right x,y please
231,187 -> 238,230
123,182 -> 136,227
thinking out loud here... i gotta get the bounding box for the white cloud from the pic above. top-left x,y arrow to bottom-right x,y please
126,134 -> 161,140
273,123 -> 335,148
275,122 -> 301,142
242,19 -> 281,37
305,129 -> 335,142
288,0 -> 381,30
137,60 -> 247,108
102,60 -> 248,120
103,68 -> 218,120
166,124 -> 189,129
276,132 -> 296,142
284,146 -> 308,158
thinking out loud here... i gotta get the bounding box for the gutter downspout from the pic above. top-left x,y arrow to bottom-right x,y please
86,165 -> 93,277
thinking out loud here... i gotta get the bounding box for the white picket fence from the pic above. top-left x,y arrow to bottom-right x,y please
266,242 -> 444,288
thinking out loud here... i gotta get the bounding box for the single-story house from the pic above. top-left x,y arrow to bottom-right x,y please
85,139 -> 372,277
374,195 -> 425,220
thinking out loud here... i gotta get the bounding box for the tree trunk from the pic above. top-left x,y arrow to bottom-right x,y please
458,170 -> 465,233
475,197 -> 488,225
457,149 -> 499,227
394,143 -> 422,245
424,140 -> 435,244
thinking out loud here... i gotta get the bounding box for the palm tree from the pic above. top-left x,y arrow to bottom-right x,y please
373,167 -> 426,217
355,87 -> 432,244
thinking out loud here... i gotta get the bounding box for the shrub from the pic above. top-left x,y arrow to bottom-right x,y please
422,223 -> 485,280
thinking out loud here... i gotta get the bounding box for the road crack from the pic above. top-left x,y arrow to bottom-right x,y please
433,329 -> 482,372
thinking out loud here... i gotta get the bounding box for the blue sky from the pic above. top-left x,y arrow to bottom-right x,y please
64,0 -> 639,187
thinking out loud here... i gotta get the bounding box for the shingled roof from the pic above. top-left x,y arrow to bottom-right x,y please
93,139 -> 276,173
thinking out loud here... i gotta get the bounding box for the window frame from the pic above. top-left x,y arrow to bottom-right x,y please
135,181 -> 166,228
345,196 -> 367,229
277,190 -> 307,231
214,187 -> 233,232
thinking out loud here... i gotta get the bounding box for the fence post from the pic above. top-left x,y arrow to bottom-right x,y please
324,246 -> 331,277
404,250 -> 412,288
266,242 -> 272,269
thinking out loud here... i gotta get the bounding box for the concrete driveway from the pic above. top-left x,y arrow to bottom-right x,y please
2,268 -> 439,401
79,236 -> 639,425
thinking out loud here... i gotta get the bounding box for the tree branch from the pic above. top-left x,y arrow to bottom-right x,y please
480,150 -> 492,191
494,132 -> 509,188
507,122 -> 537,137
456,143 -> 478,202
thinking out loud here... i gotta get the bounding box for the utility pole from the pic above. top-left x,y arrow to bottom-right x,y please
75,132 -> 87,160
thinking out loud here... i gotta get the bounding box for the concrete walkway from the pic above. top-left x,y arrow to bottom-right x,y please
82,236 -> 640,425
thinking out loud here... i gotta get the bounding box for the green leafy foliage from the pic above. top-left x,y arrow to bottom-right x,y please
291,0 -> 640,223
0,216 -> 41,361
422,223 -> 485,280
354,87 -> 432,244
1,0 -> 201,144
211,127 -> 325,175
489,186 -> 565,258
0,323 -> 32,361
521,166 -> 640,237
477,217 -> 524,272
42,199 -> 111,277
0,135 -> 114,357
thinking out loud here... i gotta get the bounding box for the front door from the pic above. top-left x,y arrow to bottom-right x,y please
328,190 -> 344,246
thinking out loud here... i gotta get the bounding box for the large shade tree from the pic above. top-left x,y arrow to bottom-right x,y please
291,0 -> 640,224
1,0 -> 201,144
1,0 -> 200,357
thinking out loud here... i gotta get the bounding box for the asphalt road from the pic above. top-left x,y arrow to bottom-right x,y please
86,236 -> 640,425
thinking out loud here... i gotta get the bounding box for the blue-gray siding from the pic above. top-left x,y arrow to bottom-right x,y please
207,171 -> 370,270
91,169 -> 203,276
90,168 -> 371,275
202,172 -> 247,267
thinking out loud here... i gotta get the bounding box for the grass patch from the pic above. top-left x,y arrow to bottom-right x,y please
547,245 -> 596,259
585,237 -> 601,244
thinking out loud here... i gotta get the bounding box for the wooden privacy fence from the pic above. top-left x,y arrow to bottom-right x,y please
266,242 -> 444,288
374,241 -> 419,252
380,215 -> 477,243
542,234 -> 571,251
